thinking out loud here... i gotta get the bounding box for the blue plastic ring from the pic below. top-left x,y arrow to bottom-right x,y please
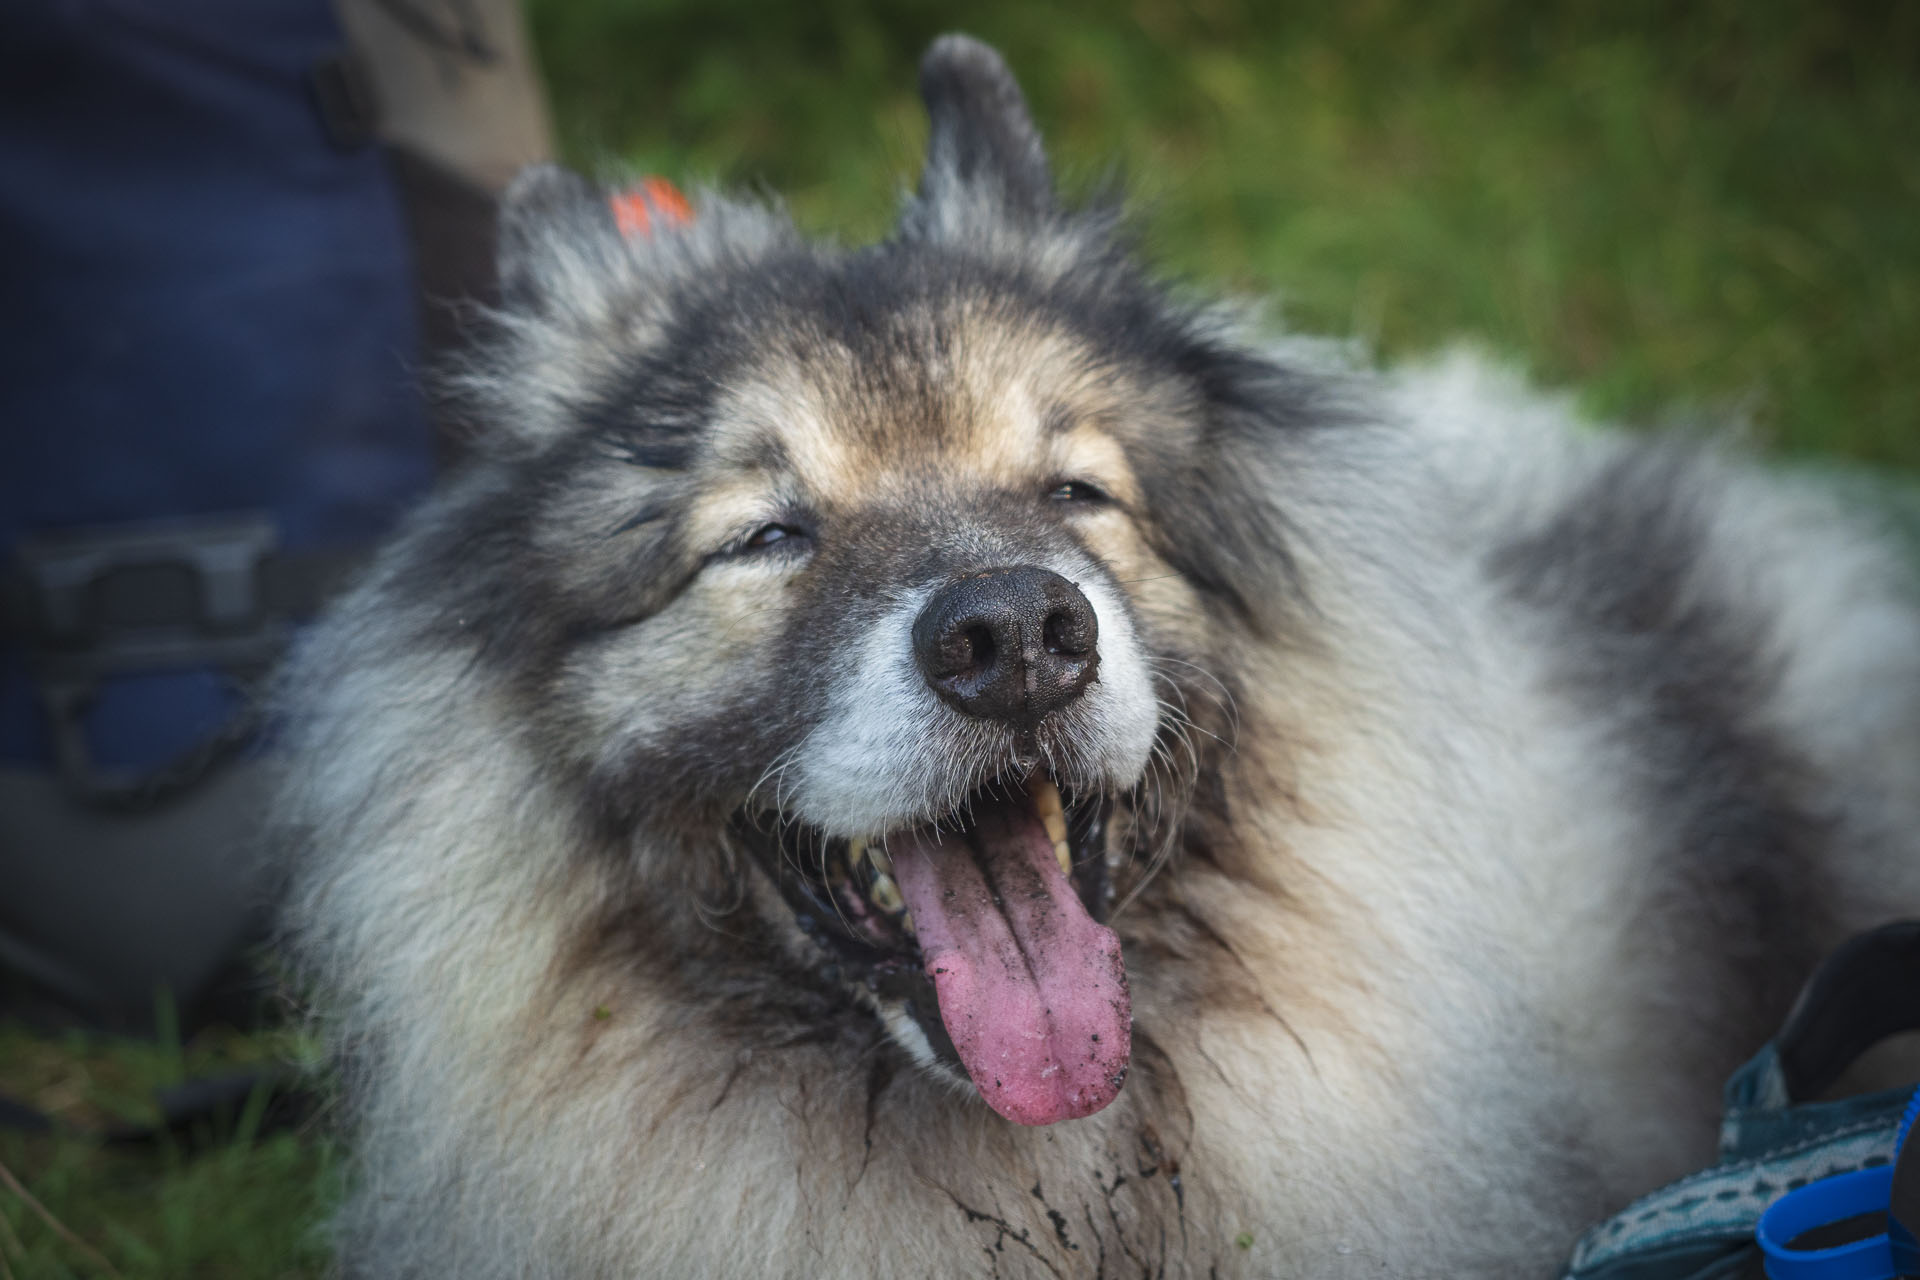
1756,1165 -> 1896,1280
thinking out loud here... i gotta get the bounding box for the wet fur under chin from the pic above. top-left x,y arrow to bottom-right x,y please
275,34 -> 1920,1280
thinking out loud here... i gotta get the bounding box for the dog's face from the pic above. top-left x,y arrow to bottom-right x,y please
430,37 -> 1322,1128
539,296 -> 1195,1123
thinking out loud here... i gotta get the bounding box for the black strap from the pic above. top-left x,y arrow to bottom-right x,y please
307,50 -> 379,151
1775,920 -> 1920,1102
0,1072 -> 314,1147
0,1092 -> 51,1134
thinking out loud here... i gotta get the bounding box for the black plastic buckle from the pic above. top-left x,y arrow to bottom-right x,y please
11,513 -> 284,809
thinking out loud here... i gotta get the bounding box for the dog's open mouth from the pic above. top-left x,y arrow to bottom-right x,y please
736,774 -> 1131,1125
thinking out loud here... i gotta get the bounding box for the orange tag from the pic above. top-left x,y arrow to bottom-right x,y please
610,176 -> 693,237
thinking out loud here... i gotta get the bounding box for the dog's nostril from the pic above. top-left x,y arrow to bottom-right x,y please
963,624 -> 996,672
1043,608 -> 1092,656
925,621 -> 994,680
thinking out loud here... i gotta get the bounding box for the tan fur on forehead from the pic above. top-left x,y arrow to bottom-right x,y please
705,365 -> 858,492
701,304 -> 1164,506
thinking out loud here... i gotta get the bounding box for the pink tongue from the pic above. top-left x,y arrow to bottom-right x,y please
888,797 -> 1131,1126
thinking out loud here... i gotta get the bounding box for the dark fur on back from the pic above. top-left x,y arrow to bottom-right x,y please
1495,443 -> 1839,1062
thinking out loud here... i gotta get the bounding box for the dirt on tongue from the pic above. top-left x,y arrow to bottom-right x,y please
887,793 -> 1131,1126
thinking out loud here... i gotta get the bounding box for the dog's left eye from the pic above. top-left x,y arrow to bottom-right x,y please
1048,480 -> 1110,506
741,523 -> 809,553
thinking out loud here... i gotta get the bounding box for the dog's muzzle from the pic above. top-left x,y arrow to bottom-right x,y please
737,563 -> 1143,1127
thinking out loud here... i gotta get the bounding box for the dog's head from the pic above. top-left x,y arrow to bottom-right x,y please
418,36 -> 1334,1127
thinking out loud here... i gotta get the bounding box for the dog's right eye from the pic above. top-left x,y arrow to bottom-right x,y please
1047,480 -> 1111,506
706,519 -> 817,566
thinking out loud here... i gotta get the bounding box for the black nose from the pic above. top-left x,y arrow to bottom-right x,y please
912,566 -> 1100,726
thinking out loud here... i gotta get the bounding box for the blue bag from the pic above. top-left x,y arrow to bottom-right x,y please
0,0 -> 436,1028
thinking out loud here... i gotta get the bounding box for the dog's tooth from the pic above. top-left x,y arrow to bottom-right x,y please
869,870 -> 904,915
866,842 -> 891,875
1054,838 -> 1072,875
1030,776 -> 1069,860
847,837 -> 867,876
899,908 -> 915,937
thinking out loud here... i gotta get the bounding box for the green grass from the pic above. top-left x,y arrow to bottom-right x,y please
6,4 -> 1918,1275
0,1019 -> 336,1278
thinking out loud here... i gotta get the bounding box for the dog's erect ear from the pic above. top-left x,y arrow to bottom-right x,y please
496,164 -> 631,318
459,164 -> 650,452
901,35 -> 1055,239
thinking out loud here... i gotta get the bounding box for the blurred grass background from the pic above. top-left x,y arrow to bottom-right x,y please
4,1 -> 1916,1275
0,1022 -> 333,1279
536,0 -> 1920,472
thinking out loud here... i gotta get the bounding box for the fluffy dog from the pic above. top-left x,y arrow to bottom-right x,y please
278,34 -> 1920,1278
